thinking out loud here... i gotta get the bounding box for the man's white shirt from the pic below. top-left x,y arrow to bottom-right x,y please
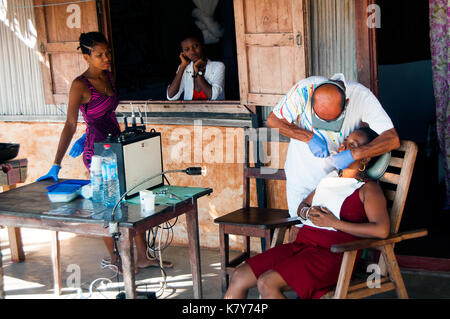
167,60 -> 225,101
272,73 -> 394,218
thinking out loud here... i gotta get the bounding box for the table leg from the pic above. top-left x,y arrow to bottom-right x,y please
185,201 -> 203,299
117,228 -> 136,299
8,227 -> 25,263
1,185 -> 25,263
0,239 -> 4,299
51,231 -> 62,296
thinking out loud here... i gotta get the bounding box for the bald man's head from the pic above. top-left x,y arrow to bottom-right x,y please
312,83 -> 346,121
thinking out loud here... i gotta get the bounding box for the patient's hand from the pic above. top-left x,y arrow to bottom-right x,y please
309,206 -> 338,228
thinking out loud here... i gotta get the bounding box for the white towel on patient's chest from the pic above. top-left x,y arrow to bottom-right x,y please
301,171 -> 365,231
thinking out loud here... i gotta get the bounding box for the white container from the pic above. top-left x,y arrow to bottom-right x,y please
139,190 -> 155,212
47,191 -> 80,203
46,180 -> 90,203
80,184 -> 93,199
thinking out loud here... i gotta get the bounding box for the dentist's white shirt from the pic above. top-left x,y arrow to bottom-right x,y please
272,73 -> 394,218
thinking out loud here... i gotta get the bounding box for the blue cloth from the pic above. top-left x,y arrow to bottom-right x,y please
331,150 -> 355,170
307,134 -> 330,158
69,134 -> 86,158
36,165 -> 61,182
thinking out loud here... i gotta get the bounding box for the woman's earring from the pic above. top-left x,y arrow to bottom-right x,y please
359,164 -> 366,172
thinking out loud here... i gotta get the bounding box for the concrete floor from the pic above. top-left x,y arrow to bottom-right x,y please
1,228 -> 450,299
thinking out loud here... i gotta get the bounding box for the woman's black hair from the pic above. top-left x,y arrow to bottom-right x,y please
357,126 -> 378,144
178,27 -> 205,46
78,32 -> 108,55
355,126 -> 381,171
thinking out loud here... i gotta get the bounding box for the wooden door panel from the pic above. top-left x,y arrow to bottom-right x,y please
50,53 -> 86,95
244,0 -> 293,33
34,0 -> 100,104
44,0 -> 97,43
235,0 -> 309,108
247,46 -> 296,94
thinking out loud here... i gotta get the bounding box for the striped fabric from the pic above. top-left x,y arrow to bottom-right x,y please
78,71 -> 121,169
273,78 -> 345,150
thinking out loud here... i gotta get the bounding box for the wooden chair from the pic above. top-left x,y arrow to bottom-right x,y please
215,136 -> 427,298
320,140 -> 427,299
214,130 -> 300,293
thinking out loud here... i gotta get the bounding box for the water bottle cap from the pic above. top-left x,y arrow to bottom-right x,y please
104,144 -> 111,149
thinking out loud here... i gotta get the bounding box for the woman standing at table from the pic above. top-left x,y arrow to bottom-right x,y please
37,32 -> 172,271
37,32 -> 120,175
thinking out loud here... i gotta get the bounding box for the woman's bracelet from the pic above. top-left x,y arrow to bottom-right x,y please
299,206 -> 311,221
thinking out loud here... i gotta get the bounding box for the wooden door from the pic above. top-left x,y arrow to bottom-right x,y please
34,0 -> 102,104
234,0 -> 310,109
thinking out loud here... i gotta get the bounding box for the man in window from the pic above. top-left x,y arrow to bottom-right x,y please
167,31 -> 225,101
267,73 -> 400,220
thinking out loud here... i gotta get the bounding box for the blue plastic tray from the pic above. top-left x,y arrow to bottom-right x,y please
46,180 -> 90,203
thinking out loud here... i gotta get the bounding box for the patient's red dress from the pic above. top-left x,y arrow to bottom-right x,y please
247,187 -> 369,299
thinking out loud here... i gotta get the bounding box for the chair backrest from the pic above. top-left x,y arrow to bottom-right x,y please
378,140 -> 418,234
242,128 -> 287,208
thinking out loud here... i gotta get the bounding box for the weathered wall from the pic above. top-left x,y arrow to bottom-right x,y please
0,121 -> 289,251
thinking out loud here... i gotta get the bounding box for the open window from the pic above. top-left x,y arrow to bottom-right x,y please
33,0 -> 310,118
108,0 -> 240,103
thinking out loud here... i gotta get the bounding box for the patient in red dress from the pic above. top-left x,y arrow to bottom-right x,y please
224,127 -> 391,299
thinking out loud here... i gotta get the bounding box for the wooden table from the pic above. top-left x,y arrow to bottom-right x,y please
0,180 -> 212,299
1,159 -> 28,264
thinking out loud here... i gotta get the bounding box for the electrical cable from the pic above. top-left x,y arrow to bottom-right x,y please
140,217 -> 179,298
156,222 -> 167,297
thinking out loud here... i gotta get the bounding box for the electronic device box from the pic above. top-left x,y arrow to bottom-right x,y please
94,122 -> 164,199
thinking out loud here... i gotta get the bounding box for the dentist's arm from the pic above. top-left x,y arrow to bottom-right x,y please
267,112 -> 329,158
331,128 -> 400,170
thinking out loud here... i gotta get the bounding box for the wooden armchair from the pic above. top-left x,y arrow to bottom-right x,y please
320,140 -> 427,299
216,134 -> 427,299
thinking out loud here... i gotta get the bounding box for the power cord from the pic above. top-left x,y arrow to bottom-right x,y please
141,218 -> 178,298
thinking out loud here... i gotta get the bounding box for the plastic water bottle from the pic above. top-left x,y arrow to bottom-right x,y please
90,155 -> 103,203
101,144 -> 120,207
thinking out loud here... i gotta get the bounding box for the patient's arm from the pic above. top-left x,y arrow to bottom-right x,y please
296,190 -> 315,217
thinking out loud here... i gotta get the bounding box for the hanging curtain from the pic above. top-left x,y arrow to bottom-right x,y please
429,0 -> 450,207
192,0 -> 224,45
0,0 -> 63,117
310,0 -> 358,82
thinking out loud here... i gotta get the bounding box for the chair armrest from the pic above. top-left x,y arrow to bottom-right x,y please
330,229 -> 428,253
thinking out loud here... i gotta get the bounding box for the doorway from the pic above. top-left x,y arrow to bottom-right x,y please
376,0 -> 450,258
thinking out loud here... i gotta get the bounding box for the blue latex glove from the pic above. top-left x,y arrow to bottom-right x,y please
69,133 -> 86,158
36,165 -> 61,182
331,150 -> 355,170
307,134 -> 329,158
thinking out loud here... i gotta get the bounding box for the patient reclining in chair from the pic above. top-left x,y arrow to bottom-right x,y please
224,127 -> 391,299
